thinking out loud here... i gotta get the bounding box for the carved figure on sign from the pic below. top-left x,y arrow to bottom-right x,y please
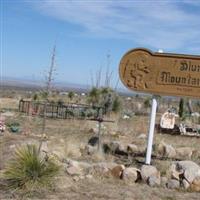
130,54 -> 150,89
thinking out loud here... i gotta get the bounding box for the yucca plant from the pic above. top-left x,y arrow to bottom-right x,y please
4,144 -> 59,194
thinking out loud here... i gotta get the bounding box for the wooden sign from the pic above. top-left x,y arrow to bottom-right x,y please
119,48 -> 200,98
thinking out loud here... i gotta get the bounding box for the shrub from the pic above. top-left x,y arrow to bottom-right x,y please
88,87 -> 122,114
112,96 -> 122,113
68,91 -> 75,100
57,99 -> 64,106
4,144 -> 59,194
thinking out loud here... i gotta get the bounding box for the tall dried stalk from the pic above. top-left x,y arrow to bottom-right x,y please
42,45 -> 56,134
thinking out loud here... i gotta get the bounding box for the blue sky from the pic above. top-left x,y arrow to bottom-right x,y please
1,0 -> 200,87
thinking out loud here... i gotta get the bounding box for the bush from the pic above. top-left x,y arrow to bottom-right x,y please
112,96 -> 122,113
4,144 -> 59,195
88,87 -> 122,114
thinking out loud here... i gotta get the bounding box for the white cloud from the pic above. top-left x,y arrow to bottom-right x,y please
29,0 -> 200,51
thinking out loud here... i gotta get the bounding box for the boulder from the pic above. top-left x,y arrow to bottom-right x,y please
191,150 -> 200,160
122,167 -> 140,183
158,142 -> 176,158
90,162 -> 117,175
176,147 -> 193,159
127,144 -> 138,153
137,134 -> 146,139
166,163 -> 182,181
64,159 -> 91,175
141,165 -> 160,182
176,161 -> 200,184
110,165 -> 125,179
160,176 -> 168,188
147,175 -> 161,187
66,166 -> 83,176
85,144 -> 97,155
107,141 -> 128,155
109,141 -> 120,153
164,144 -> 176,158
166,179 -> 180,189
182,179 -> 190,190
190,177 -> 200,192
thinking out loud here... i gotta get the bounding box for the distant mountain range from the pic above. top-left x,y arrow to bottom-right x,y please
0,76 -> 133,96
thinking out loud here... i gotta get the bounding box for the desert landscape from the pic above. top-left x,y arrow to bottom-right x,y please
1,1 -> 200,199
0,86 -> 200,200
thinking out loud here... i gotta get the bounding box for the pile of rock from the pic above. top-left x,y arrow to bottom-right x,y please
63,157 -> 200,192
156,141 -> 196,160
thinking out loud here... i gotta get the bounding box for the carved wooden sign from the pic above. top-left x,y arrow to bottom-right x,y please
119,48 -> 200,98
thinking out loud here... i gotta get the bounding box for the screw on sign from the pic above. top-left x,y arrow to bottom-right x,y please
119,48 -> 200,164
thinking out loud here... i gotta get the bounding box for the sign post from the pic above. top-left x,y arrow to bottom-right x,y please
145,98 -> 157,165
119,48 -> 200,165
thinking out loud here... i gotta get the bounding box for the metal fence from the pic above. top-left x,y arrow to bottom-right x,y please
18,99 -> 103,120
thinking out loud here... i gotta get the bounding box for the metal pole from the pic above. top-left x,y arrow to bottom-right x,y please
145,98 -> 157,165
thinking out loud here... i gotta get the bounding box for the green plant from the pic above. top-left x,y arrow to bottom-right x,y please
57,99 -> 64,106
112,96 -> 122,113
178,98 -> 186,120
4,144 -> 59,194
144,97 -> 151,109
32,93 -> 39,101
88,87 -> 122,114
88,87 -> 100,106
68,91 -> 75,101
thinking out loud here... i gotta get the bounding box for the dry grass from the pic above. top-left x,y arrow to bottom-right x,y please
1,97 -> 200,199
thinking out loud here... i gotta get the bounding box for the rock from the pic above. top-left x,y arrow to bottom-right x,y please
118,143 -> 127,152
73,176 -> 79,182
166,179 -> 180,189
88,136 -> 99,146
190,177 -> 200,192
158,142 -> 176,158
122,167 -> 140,183
191,150 -> 200,159
64,159 -> 91,173
182,179 -> 190,189
85,144 -> 97,155
127,144 -> 138,153
137,134 -> 146,139
109,141 -> 120,153
161,176 -> 168,188
110,165 -> 125,179
9,144 -> 16,149
85,174 -> 93,179
88,128 -> 98,134
166,163 -> 182,181
90,163 -> 110,175
147,175 -> 161,187
141,165 -> 160,182
165,145 -> 176,158
66,166 -> 83,176
176,147 -> 193,159
176,161 -> 200,184
171,170 -> 181,181
106,141 -> 127,155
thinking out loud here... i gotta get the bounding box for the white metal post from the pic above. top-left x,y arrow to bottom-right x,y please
145,98 -> 157,165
